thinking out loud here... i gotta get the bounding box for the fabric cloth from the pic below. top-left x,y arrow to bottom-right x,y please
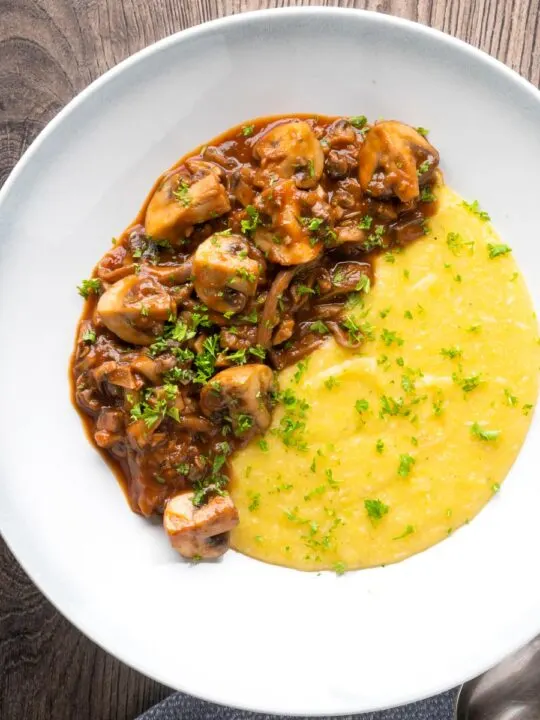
137,689 -> 458,719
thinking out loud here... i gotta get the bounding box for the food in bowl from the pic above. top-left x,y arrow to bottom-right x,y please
71,114 -> 537,569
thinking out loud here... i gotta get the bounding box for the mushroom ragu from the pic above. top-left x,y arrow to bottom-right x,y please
72,114 -> 440,560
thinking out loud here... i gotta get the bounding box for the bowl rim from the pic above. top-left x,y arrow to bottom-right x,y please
2,6 -> 540,715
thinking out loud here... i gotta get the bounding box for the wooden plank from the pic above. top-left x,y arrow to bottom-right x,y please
0,0 -> 538,717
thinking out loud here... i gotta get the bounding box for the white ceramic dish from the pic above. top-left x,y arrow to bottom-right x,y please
1,7 -> 540,715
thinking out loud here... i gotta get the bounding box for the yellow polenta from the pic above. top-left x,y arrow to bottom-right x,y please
230,186 -> 539,571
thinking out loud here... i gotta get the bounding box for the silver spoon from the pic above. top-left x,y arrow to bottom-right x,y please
455,636 -> 540,719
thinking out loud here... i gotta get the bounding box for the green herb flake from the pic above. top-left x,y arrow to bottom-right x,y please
333,561 -> 347,576
358,215 -> 373,230
461,199 -> 490,221
77,278 -> 102,299
324,376 -> 339,390
173,179 -> 191,207
355,398 -> 370,414
242,124 -> 255,136
82,329 -> 96,344
488,243 -> 512,259
364,498 -> 389,521
350,115 -> 367,129
375,439 -> 385,454
440,346 -> 462,360
241,205 -> 260,235
398,453 -> 415,477
470,422 -> 501,441
393,525 -> 415,540
248,493 -> 261,512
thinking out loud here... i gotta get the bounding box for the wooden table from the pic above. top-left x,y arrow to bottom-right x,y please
1,1 -> 538,717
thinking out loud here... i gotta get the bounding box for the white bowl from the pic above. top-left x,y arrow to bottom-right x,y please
1,7 -> 540,715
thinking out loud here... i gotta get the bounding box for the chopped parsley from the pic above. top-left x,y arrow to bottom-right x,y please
296,284 -> 316,296
240,205 -> 260,235
310,320 -> 329,334
173,179 -> 191,207
446,231 -> 474,256
417,160 -> 430,175
416,127 -> 429,137
242,124 -> 255,137
358,215 -> 373,230
440,346 -> 462,360
333,561 -> 347,576
355,275 -> 371,293
324,376 -> 340,390
258,439 -> 269,452
488,243 -> 512,259
293,360 -> 309,384
375,439 -> 385,453
420,187 -> 435,203
398,453 -> 415,477
504,388 -> 518,407
350,115 -> 367,129
235,414 -> 254,436
461,199 -> 490,221
364,498 -> 389,521
453,372 -> 482,393
355,399 -> 369,414
82,329 -> 96,344
77,278 -> 102,299
381,328 -> 404,347
470,422 -> 500,441
393,525 -> 415,540
248,492 -> 261,511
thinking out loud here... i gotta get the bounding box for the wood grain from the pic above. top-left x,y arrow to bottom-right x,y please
0,1 -> 538,717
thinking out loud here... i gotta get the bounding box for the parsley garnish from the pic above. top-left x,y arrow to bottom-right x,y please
358,215 -> 373,230
350,115 -> 367,129
77,278 -> 102,299
173,179 -> 191,207
82,329 -> 96,343
398,453 -> 415,477
393,525 -> 415,540
461,199 -> 490,221
310,320 -> 329,334
242,124 -> 255,137
440,346 -> 462,359
355,399 -> 369,414
470,422 -> 500,441
488,243 -> 512,259
241,205 -> 260,235
364,498 -> 389,521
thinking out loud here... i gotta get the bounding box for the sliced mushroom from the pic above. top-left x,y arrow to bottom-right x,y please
192,234 -> 261,314
253,120 -> 324,189
200,364 -> 275,436
164,491 -> 239,559
97,274 -> 176,345
253,180 -> 322,265
322,261 -> 372,300
145,165 -> 231,242
358,121 -> 439,203
94,408 -> 125,448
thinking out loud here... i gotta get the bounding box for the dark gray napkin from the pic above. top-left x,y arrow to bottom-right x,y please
137,689 -> 458,719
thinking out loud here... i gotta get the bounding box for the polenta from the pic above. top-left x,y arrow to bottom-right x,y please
230,185 -> 539,571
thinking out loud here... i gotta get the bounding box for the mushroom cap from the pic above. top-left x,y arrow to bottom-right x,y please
253,120 -> 324,189
97,274 -> 175,345
163,491 -> 239,559
193,233 -> 260,314
200,363 -> 276,434
358,121 -> 439,203
145,167 -> 230,242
